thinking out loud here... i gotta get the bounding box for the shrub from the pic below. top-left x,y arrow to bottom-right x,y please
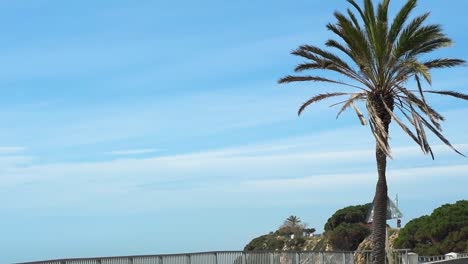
324,204 -> 371,231
244,234 -> 285,251
328,223 -> 371,251
394,200 -> 468,255
322,203 -> 372,251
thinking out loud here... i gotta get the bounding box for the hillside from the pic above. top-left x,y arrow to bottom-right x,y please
245,204 -> 372,252
245,200 -> 468,256
394,200 -> 468,255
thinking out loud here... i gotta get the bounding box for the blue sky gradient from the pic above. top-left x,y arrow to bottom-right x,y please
1,1 -> 467,263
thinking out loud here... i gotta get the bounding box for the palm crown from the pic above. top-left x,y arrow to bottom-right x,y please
279,0 -> 467,158
284,215 -> 302,227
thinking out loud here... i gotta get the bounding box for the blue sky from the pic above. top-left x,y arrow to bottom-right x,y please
1,0 -> 467,263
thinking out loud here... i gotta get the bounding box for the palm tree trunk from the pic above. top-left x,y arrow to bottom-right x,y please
372,143 -> 389,264
371,96 -> 393,264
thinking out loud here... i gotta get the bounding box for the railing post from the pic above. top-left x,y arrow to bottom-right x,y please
159,255 -> 163,264
242,251 -> 246,264
129,257 -> 134,264
186,254 -> 191,264
215,252 -> 218,264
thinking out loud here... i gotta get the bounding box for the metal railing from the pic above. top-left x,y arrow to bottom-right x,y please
419,255 -> 446,263
353,249 -> 411,264
419,252 -> 468,263
17,250 -> 414,264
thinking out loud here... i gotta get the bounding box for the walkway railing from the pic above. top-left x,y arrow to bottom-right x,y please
354,250 -> 411,264
419,255 -> 446,263
419,252 -> 468,263
16,250 -> 412,264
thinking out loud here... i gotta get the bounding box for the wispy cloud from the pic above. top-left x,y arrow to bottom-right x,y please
2,133 -> 467,188
0,146 -> 26,154
0,155 -> 33,168
0,108 -> 466,212
241,164 -> 468,192
1,127 -> 466,212
107,148 -> 161,156
21,83 -> 334,148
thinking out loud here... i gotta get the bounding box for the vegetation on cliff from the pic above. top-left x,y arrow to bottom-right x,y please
246,201 -> 468,256
394,200 -> 468,255
244,215 -> 314,251
320,203 -> 372,251
245,204 -> 372,252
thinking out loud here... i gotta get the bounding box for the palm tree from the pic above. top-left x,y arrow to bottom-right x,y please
278,0 -> 467,263
284,215 -> 302,227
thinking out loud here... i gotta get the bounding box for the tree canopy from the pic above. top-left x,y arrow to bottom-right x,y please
394,200 -> 468,255
324,203 -> 372,251
325,203 -> 372,231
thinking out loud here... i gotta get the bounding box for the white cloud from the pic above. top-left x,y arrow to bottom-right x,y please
2,131 -> 467,188
0,146 -> 26,154
1,105 -> 467,212
0,155 -> 33,168
13,81 -> 334,148
107,148 -> 161,155
1,126 -> 466,212
241,164 -> 468,193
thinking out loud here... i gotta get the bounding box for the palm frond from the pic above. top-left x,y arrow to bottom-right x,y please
366,100 -> 391,157
363,0 -> 376,38
396,86 -> 445,123
327,13 -> 376,81
413,74 -> 441,130
411,107 -> 434,159
346,0 -> 367,26
325,39 -> 353,58
294,62 -> 330,72
414,75 -> 426,106
336,93 -> 364,118
424,59 -> 466,69
347,9 -> 361,30
293,44 -> 372,86
409,60 -> 432,84
381,96 -> 427,154
333,93 -> 367,126
298,93 -> 348,116
377,0 -> 389,24
279,0 -> 465,159
298,45 -> 350,68
278,75 -> 340,84
395,23 -> 442,59
389,0 -> 418,43
291,49 -> 321,62
409,37 -> 452,57
368,119 -> 392,158
352,102 -> 367,126
424,90 -> 468,100
278,75 -> 367,91
291,47 -> 364,80
412,107 -> 465,157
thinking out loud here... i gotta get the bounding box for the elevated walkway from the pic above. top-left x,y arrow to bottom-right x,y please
15,250 -> 409,264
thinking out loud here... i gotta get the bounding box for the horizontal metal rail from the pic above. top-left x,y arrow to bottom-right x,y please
16,250 -> 415,264
419,252 -> 468,263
